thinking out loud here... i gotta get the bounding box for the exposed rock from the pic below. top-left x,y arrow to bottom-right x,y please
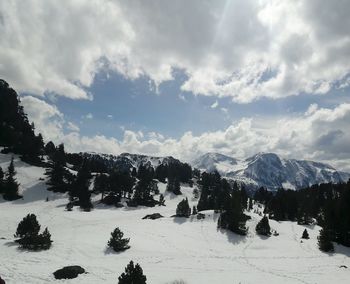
197,213 -> 205,220
53,266 -> 85,280
142,213 -> 164,220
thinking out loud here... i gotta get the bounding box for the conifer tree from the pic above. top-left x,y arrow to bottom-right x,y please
318,228 -> 334,252
217,192 -> 248,235
166,177 -> 181,195
158,194 -> 165,206
118,261 -> 147,284
255,215 -> 271,236
14,214 -> 52,250
15,213 -> 40,239
3,156 -> 21,200
45,144 -> 70,193
108,227 -> 130,252
70,159 -> 93,211
0,166 -> 4,193
301,229 -> 309,239
176,198 -> 191,217
192,206 -> 198,215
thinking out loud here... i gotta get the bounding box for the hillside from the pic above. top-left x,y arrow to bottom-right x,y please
193,152 -> 350,190
1,153 -> 350,284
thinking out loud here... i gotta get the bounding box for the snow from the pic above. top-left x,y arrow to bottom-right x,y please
193,152 -> 349,190
1,153 -> 350,283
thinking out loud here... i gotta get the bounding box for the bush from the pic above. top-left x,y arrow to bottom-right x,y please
108,227 -> 130,252
118,261 -> 146,284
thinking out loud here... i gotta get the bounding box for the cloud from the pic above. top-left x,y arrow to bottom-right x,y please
66,122 -> 80,132
211,100 -> 219,109
1,1 -> 349,102
21,96 -> 350,171
20,96 -> 63,141
82,113 -> 93,120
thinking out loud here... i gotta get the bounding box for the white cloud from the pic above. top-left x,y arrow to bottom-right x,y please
21,96 -> 350,171
20,96 -> 63,141
66,122 -> 80,132
1,1 -> 349,102
211,100 -> 219,109
83,113 -> 93,120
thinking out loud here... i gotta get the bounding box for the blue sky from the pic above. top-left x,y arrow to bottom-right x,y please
2,0 -> 350,170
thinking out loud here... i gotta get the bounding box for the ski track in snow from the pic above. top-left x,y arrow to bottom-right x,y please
1,153 -> 350,283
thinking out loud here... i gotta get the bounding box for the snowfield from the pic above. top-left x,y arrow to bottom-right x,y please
1,153 -> 350,284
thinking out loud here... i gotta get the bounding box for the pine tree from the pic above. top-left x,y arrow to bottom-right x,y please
248,198 -> 253,211
3,156 -> 21,200
0,166 -> 4,193
192,206 -> 198,215
45,144 -> 70,193
108,227 -> 130,252
167,177 -> 181,195
217,192 -> 248,235
176,198 -> 191,217
15,214 -> 41,239
14,214 -> 52,250
70,159 -> 93,211
158,194 -> 165,206
318,228 -> 334,252
118,261 -> 147,284
301,229 -> 309,239
255,215 -> 271,236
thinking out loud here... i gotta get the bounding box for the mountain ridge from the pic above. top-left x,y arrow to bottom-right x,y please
193,152 -> 350,190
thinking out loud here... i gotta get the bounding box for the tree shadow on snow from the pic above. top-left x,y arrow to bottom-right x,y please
104,246 -> 129,255
172,216 -> 188,225
217,228 -> 248,245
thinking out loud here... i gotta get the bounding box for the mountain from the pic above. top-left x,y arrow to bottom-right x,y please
193,152 -> 350,190
67,151 -> 187,172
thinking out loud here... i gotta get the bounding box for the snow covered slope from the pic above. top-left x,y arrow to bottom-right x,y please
193,152 -> 350,190
1,153 -> 350,284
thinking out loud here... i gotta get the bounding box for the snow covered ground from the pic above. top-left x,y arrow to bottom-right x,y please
1,153 -> 350,284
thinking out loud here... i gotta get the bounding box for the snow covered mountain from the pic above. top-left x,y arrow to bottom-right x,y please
193,152 -> 350,190
71,151 -> 187,172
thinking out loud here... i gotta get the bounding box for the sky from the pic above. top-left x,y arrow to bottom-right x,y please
1,0 -> 350,171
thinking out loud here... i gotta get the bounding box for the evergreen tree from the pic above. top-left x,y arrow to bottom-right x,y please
301,229 -> 309,239
176,198 -> 191,217
70,159 -> 93,211
15,214 -> 41,239
248,198 -> 253,211
45,144 -> 70,193
192,206 -> 198,215
3,156 -> 21,200
0,166 -> 4,193
158,194 -> 165,206
108,227 -> 130,252
255,215 -> 271,236
14,214 -> 52,250
217,192 -> 248,235
118,261 -> 147,284
94,173 -> 110,201
318,228 -> 334,252
166,177 -> 181,195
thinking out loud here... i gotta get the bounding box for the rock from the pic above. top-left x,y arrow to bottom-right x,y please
339,265 -> 348,269
101,194 -> 121,206
53,266 -> 85,279
0,276 -> 5,284
197,213 -> 205,220
142,213 -> 164,220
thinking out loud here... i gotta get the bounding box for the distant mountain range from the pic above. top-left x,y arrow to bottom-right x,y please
192,152 -> 350,190
73,151 -> 349,191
